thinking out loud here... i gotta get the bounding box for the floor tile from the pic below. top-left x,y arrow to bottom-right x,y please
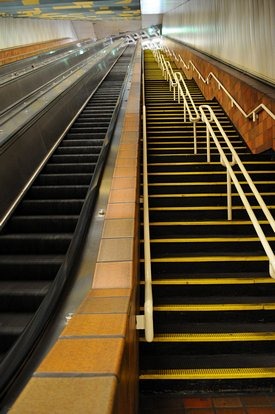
183,396 -> 213,408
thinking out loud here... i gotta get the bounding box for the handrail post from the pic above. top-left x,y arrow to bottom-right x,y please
193,121 -> 197,155
227,169 -> 232,220
206,125 -> 211,162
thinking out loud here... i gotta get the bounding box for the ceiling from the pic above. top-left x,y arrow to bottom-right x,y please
0,0 -> 141,21
0,0 -> 186,21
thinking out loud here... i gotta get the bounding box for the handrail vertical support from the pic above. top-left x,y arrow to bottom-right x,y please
206,126 -> 211,162
227,169 -> 232,221
193,122 -> 197,155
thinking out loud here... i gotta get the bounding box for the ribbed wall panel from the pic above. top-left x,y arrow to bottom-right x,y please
162,0 -> 275,84
0,17 -> 77,49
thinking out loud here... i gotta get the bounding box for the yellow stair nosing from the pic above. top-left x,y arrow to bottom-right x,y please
149,205 -> 275,211
140,367 -> 275,380
140,277 -> 275,285
150,302 -> 275,311
148,220 -> 268,226
148,236 -> 275,243
140,332 -> 275,342
148,255 -> 268,263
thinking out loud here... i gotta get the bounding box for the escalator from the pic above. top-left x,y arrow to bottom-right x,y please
139,50 -> 275,400
0,46 -> 134,406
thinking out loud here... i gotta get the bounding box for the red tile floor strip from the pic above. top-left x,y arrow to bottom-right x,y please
139,393 -> 275,413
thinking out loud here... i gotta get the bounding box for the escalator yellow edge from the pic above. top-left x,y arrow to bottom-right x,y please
140,367 -> 275,380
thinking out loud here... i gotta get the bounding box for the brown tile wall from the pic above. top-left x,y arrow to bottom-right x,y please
0,38 -> 73,66
9,44 -> 141,414
164,39 -> 275,154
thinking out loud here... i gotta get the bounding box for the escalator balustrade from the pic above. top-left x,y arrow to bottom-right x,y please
0,49 -> 133,404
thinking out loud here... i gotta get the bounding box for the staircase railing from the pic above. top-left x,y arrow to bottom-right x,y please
199,104 -> 275,279
154,51 -> 200,155
163,47 -> 275,122
136,51 -> 154,342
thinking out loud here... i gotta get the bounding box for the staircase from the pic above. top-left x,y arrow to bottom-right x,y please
139,50 -> 275,395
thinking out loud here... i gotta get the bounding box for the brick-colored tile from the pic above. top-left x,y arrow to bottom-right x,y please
36,338 -> 124,374
61,313 -> 127,337
213,397 -> 242,407
183,396 -> 213,408
9,377 -> 117,414
241,394 -> 270,407
215,409 -> 245,414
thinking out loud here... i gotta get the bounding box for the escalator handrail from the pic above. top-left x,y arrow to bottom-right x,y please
199,104 -> 275,279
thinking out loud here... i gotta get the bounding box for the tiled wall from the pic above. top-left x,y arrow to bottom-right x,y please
0,38 -> 73,66
9,44 -> 141,414
164,38 -> 275,154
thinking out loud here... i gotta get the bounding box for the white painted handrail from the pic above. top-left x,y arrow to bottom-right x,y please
199,104 -> 275,279
154,51 -> 201,155
136,52 -> 154,342
164,47 -> 275,122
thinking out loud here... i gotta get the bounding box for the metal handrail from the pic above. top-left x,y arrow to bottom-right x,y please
154,51 -> 201,155
175,52 -> 275,122
136,51 -> 154,342
199,104 -> 275,278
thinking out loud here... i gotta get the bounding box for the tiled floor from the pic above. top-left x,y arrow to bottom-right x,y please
139,392 -> 275,413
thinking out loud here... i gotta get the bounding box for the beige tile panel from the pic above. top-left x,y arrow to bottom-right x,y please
105,203 -> 136,219
98,238 -> 134,262
120,131 -> 140,142
108,189 -> 137,204
88,288 -> 131,297
93,261 -> 133,289
78,295 -> 130,314
111,177 -> 137,190
36,338 -> 124,374
115,157 -> 137,169
9,377 -> 117,414
113,165 -> 137,178
102,219 -> 135,238
61,313 -> 127,337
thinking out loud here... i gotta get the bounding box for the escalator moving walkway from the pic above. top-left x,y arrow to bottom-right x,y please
0,47 -> 133,405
